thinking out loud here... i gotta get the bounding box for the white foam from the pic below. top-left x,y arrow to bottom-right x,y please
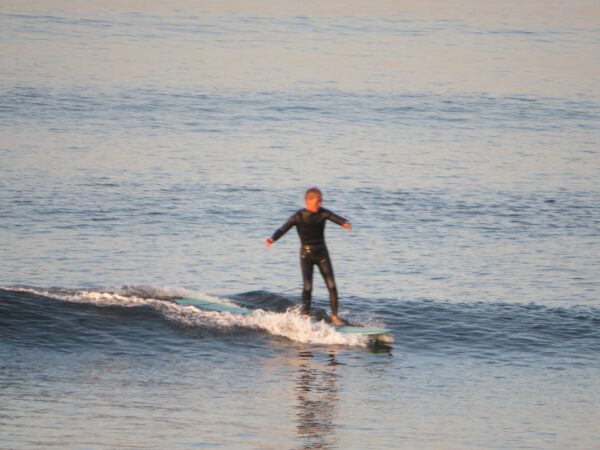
2,285 -> 369,346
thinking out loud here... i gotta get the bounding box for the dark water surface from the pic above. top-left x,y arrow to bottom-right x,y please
1,288 -> 599,449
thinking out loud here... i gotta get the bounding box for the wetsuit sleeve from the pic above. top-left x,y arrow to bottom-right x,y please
270,213 -> 298,242
324,209 -> 349,226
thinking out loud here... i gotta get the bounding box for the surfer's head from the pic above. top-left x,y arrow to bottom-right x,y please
305,187 -> 322,212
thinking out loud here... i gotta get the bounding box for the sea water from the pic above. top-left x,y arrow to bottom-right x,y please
1,1 -> 599,448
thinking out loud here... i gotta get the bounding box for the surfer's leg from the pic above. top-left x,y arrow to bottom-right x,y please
300,249 -> 314,315
317,254 -> 338,317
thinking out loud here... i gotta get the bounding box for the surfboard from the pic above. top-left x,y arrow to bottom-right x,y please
176,297 -> 252,315
334,325 -> 392,337
175,297 -> 392,339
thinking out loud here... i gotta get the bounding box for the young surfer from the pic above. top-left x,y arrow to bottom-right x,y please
266,188 -> 351,326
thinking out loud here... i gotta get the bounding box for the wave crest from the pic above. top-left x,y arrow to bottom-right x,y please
0,285 -> 369,346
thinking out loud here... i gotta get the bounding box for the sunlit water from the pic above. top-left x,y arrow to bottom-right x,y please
1,1 -> 599,449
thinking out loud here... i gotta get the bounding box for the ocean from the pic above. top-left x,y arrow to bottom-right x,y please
1,1 -> 599,448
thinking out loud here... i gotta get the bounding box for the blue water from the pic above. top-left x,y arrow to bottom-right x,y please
2,287 -> 599,449
1,3 -> 600,448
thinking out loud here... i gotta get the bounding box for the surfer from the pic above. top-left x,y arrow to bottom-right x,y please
266,187 -> 351,326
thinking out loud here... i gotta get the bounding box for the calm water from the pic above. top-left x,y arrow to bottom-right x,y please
1,1 -> 599,448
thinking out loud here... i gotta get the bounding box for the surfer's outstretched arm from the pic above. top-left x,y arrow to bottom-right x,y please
324,209 -> 352,232
266,213 -> 298,247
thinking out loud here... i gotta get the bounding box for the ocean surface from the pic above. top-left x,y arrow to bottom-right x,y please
1,1 -> 599,448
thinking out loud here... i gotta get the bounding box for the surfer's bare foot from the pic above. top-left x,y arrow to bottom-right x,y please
331,315 -> 344,326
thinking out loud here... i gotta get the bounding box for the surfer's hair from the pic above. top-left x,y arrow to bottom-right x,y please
305,187 -> 322,200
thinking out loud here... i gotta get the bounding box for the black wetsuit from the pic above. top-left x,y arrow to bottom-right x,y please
270,208 -> 349,315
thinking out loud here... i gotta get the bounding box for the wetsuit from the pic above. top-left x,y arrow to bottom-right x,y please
270,208 -> 349,315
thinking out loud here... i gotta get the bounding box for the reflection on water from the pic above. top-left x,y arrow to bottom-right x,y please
294,350 -> 341,450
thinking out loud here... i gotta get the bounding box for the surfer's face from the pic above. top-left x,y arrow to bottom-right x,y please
305,195 -> 322,213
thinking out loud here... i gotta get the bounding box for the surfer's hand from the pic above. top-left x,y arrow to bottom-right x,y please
265,238 -> 273,248
343,222 -> 352,232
